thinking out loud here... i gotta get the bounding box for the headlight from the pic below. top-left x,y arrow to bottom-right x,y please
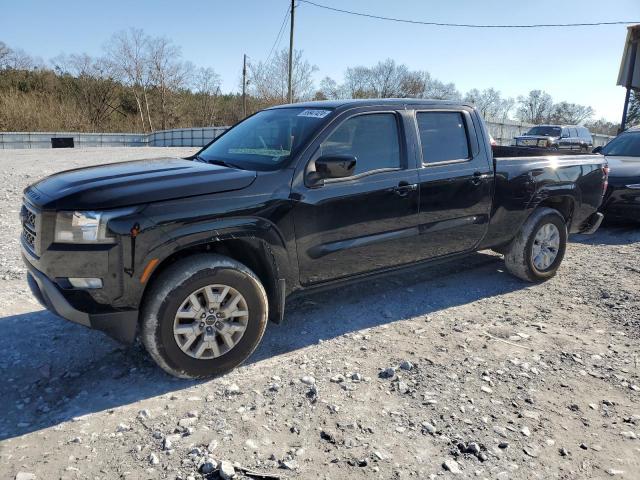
55,208 -> 136,244
626,184 -> 640,189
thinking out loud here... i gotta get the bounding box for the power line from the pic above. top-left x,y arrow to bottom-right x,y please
299,0 -> 639,29
265,4 -> 291,65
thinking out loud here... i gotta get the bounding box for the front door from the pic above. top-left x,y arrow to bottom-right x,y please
413,109 -> 494,259
291,110 -> 421,285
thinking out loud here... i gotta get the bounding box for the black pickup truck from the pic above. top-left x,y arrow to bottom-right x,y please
20,99 -> 607,378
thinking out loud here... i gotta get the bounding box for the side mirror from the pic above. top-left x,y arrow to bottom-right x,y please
307,155 -> 357,185
592,146 -> 603,154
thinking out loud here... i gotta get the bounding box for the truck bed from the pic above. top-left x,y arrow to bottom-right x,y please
492,145 -> 597,158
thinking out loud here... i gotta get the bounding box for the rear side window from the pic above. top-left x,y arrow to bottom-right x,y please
319,113 -> 401,175
570,128 -> 578,137
417,112 -> 470,163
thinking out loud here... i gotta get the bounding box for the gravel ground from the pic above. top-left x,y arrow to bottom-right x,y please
0,148 -> 639,480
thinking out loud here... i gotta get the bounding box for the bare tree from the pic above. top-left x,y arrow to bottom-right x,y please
0,41 -> 11,69
464,88 -> 504,120
497,97 -> 515,121
317,76 -> 343,100
193,66 -> 221,126
516,90 -> 554,124
248,49 -> 317,104
422,74 -> 460,100
52,53 -> 120,129
339,61 -> 460,100
368,59 -> 410,97
147,36 -> 191,130
342,66 -> 374,98
547,101 -> 594,124
105,28 -> 153,132
0,41 -> 37,70
585,118 -> 620,136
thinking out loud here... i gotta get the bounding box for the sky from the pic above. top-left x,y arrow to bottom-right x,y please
2,0 -> 639,122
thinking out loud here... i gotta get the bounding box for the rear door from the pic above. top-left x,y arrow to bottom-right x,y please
559,127 -> 572,150
569,127 -> 580,150
412,109 -> 494,259
291,108 -> 421,285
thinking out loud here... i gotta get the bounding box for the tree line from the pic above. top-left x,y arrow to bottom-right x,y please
0,29 -> 633,135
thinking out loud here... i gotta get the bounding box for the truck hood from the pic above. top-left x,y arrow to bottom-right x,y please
26,157 -> 257,210
604,155 -> 640,185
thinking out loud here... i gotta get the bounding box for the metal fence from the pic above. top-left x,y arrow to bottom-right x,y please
0,132 -> 147,149
0,122 -> 615,149
0,129 -> 226,149
147,127 -> 228,147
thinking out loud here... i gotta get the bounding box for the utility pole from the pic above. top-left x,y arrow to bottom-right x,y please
242,54 -> 247,118
287,0 -> 295,104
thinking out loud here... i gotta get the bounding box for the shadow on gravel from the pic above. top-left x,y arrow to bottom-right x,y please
250,252 -> 521,362
0,251 -> 525,442
571,222 -> 640,246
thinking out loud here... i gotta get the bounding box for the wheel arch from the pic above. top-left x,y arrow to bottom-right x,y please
531,194 -> 576,228
139,220 -> 292,325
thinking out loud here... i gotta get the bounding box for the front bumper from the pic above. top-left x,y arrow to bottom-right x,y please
602,203 -> 640,221
25,258 -> 138,344
601,186 -> 640,222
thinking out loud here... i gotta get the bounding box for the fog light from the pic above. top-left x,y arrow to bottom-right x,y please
68,277 -> 103,289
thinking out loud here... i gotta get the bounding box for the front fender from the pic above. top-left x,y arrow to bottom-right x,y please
131,216 -> 296,323
153,216 -> 288,256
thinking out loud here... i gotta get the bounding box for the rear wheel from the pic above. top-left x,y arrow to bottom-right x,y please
141,254 -> 268,379
504,208 -> 567,282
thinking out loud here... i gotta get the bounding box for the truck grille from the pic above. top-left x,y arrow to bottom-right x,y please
21,202 -> 39,255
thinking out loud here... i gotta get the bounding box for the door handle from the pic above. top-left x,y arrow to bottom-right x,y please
392,181 -> 418,197
470,171 -> 490,186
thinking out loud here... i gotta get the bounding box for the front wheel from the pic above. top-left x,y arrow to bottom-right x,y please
140,254 -> 268,379
504,208 -> 567,282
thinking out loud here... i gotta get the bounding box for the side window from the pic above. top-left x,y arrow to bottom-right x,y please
319,113 -> 401,176
417,111 -> 470,163
570,127 -> 578,137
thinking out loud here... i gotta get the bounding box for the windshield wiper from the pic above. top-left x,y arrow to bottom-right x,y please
191,154 -> 238,168
207,158 -> 241,169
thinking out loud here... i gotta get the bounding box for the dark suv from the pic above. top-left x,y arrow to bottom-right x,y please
514,125 -> 593,151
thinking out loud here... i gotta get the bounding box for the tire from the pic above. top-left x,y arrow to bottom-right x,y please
504,207 -> 567,282
140,254 -> 268,379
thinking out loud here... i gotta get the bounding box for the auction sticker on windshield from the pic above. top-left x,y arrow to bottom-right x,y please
297,109 -> 331,118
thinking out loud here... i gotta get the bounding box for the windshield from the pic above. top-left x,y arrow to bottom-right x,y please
525,126 -> 562,137
601,132 -> 640,157
197,107 -> 333,170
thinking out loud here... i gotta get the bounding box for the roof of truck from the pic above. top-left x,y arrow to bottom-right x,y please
268,98 -> 471,110
531,124 -> 588,129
